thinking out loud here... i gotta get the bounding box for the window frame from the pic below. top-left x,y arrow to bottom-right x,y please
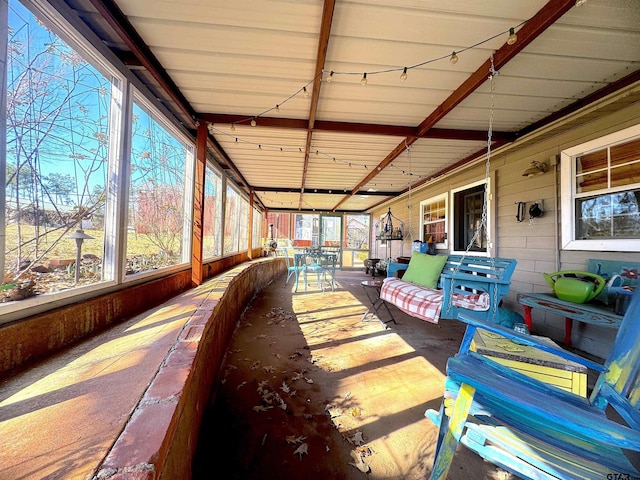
123,89 -> 195,281
1,0 -> 126,319
420,193 -> 448,249
561,123 -> 640,252
449,176 -> 494,257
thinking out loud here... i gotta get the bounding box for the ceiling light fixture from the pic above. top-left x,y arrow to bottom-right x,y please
450,51 -> 459,64
400,67 -> 408,81
522,161 -> 547,177
361,72 -> 367,85
507,27 -> 518,45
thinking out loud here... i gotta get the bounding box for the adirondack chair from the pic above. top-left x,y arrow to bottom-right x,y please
426,286 -> 640,480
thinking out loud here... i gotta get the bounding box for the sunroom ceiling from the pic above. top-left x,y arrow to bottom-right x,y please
73,0 -> 640,212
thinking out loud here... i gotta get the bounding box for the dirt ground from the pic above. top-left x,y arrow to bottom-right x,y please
193,269 -> 513,480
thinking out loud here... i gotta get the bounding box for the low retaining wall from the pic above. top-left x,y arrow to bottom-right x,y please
93,257 -> 284,479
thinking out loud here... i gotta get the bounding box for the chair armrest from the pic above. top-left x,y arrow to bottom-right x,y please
457,311 -> 606,373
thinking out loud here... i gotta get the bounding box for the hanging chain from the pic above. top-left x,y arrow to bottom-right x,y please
445,56 -> 497,318
406,140 -> 413,242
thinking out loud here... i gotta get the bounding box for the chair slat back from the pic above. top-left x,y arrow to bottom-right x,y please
592,287 -> 640,412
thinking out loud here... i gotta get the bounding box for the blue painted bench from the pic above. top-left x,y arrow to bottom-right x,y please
426,286 -> 640,479
382,255 -> 517,323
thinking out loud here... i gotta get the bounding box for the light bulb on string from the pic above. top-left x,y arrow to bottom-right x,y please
303,86 -> 310,98
400,67 -> 408,81
326,70 -> 334,82
507,27 -> 517,45
360,73 -> 367,86
450,52 -> 458,64
250,118 -> 257,127
275,104 -> 280,113
230,123 -> 235,132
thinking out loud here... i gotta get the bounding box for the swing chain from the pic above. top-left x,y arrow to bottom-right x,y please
446,57 -> 498,319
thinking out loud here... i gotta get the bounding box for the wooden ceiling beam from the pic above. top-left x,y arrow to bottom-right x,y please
298,0 -> 335,208
416,0 -> 576,138
199,113 -> 515,142
86,0 -> 196,127
334,0 -> 576,211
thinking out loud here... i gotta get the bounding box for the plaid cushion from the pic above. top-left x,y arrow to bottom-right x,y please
380,278 -> 490,324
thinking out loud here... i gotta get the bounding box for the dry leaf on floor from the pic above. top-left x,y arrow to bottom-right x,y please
350,431 -> 365,446
286,435 -> 307,445
293,443 -> 308,459
281,382 -> 290,393
252,405 -> 273,413
304,376 -> 314,384
263,365 -> 275,373
250,361 -> 261,370
349,450 -> 371,473
237,381 -> 247,390
350,407 -> 362,417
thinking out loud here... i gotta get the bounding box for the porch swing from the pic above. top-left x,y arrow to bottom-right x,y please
379,60 -> 517,325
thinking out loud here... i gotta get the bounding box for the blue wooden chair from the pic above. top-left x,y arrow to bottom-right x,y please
426,286 -> 640,479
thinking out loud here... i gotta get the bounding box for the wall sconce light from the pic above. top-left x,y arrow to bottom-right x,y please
522,161 -> 547,177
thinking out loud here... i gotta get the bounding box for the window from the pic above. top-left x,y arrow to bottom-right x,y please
127,96 -> 193,275
420,193 -> 448,249
561,124 -> 640,251
451,180 -> 489,254
266,212 -> 292,243
223,184 -> 249,255
252,207 -> 262,249
3,0 -> 120,300
202,163 -> 222,259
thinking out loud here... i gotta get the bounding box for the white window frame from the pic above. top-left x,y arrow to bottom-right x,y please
123,89 -> 195,281
449,176 -> 494,257
419,193 -> 448,249
1,0 -> 125,319
561,123 -> 640,252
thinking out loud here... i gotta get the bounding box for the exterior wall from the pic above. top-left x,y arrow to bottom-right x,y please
372,101 -> 640,359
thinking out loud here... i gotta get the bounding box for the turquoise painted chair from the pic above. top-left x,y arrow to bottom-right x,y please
426,286 -> 640,479
276,248 -> 304,292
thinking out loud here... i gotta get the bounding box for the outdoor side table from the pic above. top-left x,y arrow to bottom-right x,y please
361,280 -> 396,327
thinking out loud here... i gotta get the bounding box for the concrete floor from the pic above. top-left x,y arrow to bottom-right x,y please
193,269 -> 513,480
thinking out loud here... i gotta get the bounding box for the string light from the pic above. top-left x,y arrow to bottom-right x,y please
303,86 -> 310,98
211,121 -> 430,181
360,72 -> 367,85
450,52 -> 458,64
507,27 -> 517,45
400,67 -> 408,81
250,118 -> 257,127
230,124 -> 235,131
275,104 -> 280,112
326,70 -> 334,82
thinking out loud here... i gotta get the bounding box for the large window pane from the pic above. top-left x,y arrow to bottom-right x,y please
224,185 -> 239,254
127,100 -> 191,275
576,190 -> 640,240
3,0 -> 114,300
202,163 -> 222,259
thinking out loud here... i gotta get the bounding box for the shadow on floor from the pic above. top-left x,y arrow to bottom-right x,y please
193,270 -> 515,480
